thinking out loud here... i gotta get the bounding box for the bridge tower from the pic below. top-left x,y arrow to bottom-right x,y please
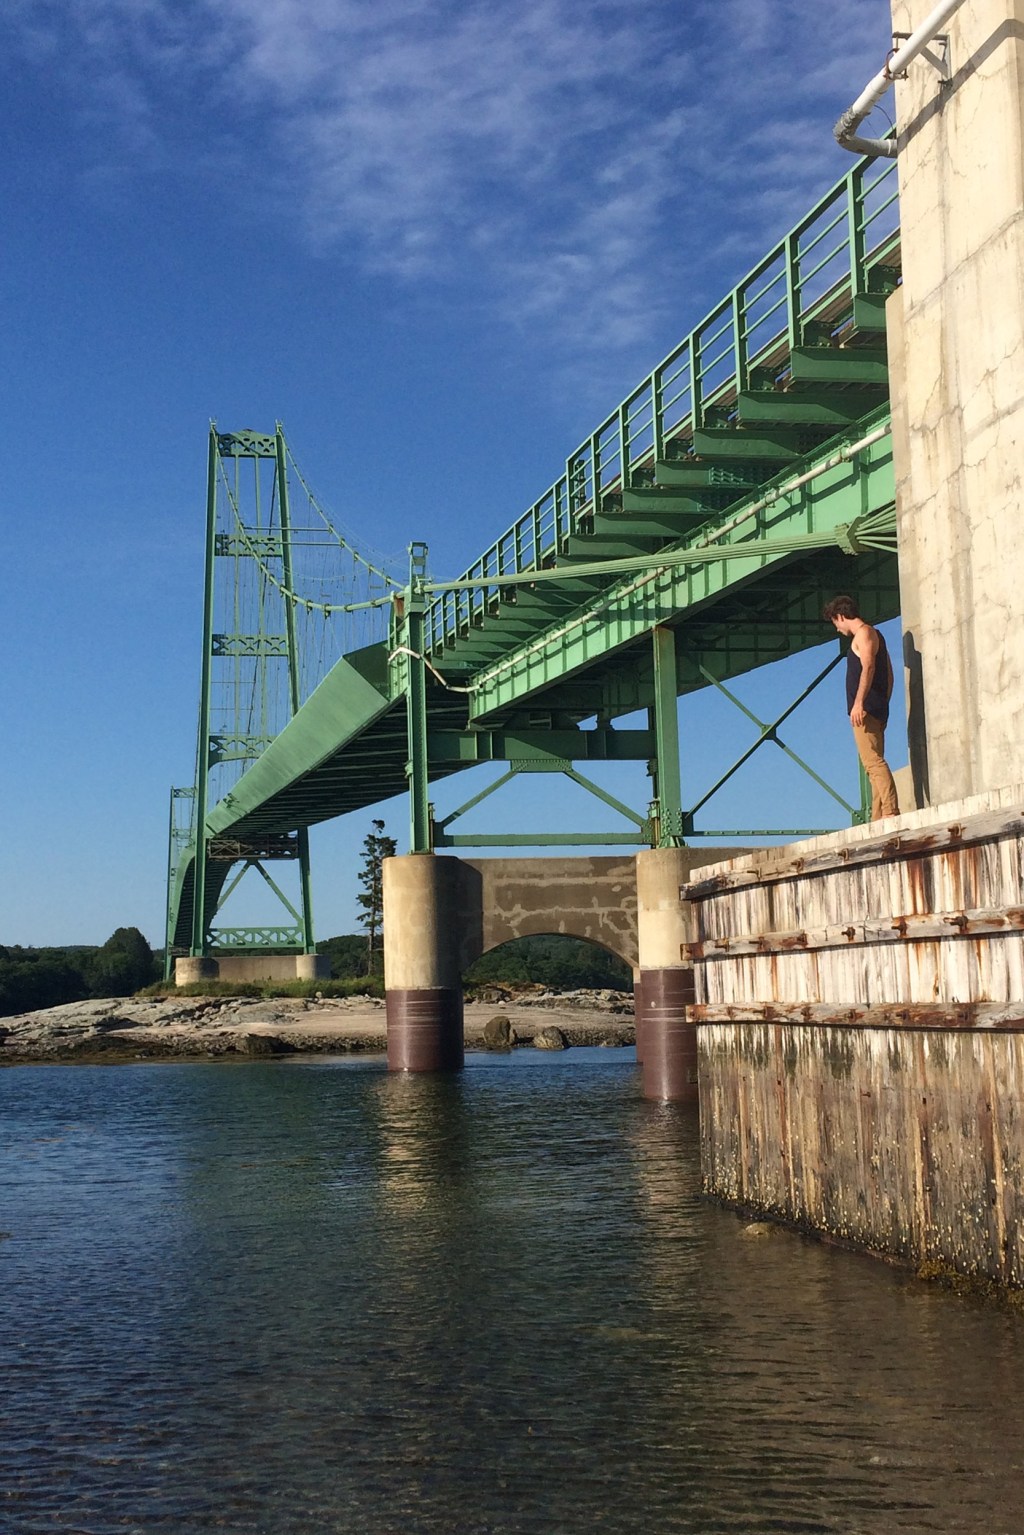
166,426 -> 318,980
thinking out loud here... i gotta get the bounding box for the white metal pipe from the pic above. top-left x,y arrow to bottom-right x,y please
834,0 -> 968,157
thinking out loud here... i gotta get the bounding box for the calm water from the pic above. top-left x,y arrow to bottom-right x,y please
2,1048 -> 1024,1535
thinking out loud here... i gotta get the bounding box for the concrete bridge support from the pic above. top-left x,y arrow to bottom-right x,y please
636,849 -> 698,1103
382,853 -> 465,1073
174,953 -> 330,984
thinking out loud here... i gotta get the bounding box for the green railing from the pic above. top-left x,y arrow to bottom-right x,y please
424,153 -> 899,657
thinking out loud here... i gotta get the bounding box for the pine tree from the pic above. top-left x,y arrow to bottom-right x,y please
356,820 -> 397,976
87,927 -> 157,997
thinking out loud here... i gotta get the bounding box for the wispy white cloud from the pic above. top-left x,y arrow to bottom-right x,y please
3,0 -> 896,397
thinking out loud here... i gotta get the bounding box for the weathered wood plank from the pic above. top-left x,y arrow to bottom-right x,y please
686,904 -> 1024,960
692,1000 -> 1024,1029
680,806 -> 1024,898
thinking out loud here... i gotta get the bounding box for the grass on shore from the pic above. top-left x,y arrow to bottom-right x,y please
136,976 -> 385,1002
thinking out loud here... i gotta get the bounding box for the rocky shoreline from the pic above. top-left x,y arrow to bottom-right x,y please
0,989 -> 635,1066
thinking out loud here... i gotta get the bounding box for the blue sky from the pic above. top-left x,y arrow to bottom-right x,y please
0,0 -> 902,948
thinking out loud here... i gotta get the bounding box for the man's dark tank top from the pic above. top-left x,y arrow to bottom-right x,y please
846,629 -> 891,726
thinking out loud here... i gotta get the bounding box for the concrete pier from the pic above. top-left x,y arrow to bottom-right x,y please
636,849 -> 698,1102
382,854 -> 464,1072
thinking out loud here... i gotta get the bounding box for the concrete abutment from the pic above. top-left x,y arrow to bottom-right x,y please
174,953 -> 330,985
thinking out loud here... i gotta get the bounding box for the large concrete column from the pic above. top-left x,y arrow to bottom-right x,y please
382,854 -> 464,1073
636,848 -> 698,1102
889,0 -> 1024,804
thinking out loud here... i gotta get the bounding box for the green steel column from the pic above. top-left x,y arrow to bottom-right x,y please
191,426 -> 220,956
652,625 -> 684,848
276,427 -> 315,951
163,787 -> 177,981
846,164 -> 866,293
406,543 -> 431,854
784,230 -> 801,350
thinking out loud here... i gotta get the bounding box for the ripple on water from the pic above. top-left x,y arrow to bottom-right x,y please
2,1049 -> 1023,1534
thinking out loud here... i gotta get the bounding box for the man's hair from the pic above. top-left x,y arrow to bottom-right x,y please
822,595 -> 860,622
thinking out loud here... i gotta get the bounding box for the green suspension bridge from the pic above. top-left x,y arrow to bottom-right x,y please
165,153 -> 902,973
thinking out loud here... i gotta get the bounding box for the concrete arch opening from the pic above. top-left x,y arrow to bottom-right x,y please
462,930 -> 634,996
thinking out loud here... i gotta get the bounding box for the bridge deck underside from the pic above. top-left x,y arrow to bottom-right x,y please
204,542 -> 898,845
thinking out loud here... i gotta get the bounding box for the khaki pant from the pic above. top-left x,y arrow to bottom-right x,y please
852,714 -> 899,821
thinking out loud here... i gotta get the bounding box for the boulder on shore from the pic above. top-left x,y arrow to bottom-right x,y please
533,1026 -> 568,1051
482,1015 -> 518,1051
241,1033 -> 297,1057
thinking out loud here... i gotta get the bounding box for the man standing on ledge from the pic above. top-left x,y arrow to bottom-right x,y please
823,595 -> 899,821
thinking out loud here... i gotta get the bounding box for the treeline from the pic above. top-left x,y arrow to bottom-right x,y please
320,932 -> 631,991
2,928 -> 630,1017
463,934 -> 631,991
0,928 -> 158,1017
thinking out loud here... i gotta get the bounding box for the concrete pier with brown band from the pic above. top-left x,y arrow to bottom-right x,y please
382,853 -> 465,1072
636,847 -> 742,1103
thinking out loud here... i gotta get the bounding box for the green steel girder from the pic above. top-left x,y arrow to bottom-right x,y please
215,533 -> 284,559
437,831 -> 645,848
560,532 -> 659,561
649,461 -> 762,488
215,431 -> 278,458
737,387 -> 887,427
789,345 -> 889,384
208,926 -> 304,949
425,727 -> 655,764
207,833 -> 300,861
690,424 -> 823,461
851,292 -> 889,331
527,548 -> 899,723
212,633 -> 289,658
617,484 -> 740,517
